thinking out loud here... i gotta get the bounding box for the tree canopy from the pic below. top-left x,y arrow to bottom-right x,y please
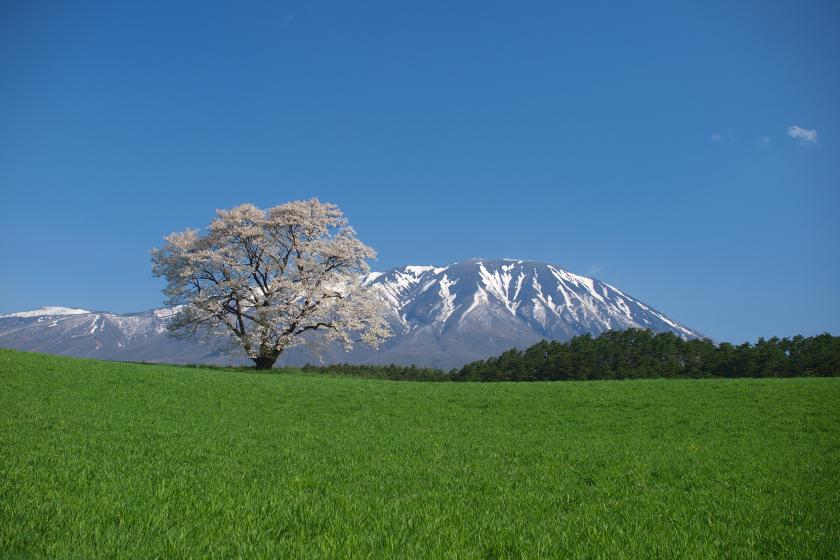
451,329 -> 840,381
151,199 -> 390,369
295,330 -> 840,382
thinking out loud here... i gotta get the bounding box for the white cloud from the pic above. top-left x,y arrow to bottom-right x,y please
787,125 -> 819,146
759,136 -> 771,144
710,133 -> 721,142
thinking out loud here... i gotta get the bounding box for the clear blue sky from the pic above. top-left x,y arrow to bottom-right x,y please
2,1 -> 838,343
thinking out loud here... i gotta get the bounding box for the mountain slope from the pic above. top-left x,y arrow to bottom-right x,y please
0,259 -> 699,368
0,307 -> 237,365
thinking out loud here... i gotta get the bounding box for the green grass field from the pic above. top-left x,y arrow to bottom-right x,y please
1,349 -> 838,559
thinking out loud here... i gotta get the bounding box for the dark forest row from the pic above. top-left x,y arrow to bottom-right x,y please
299,329 -> 840,382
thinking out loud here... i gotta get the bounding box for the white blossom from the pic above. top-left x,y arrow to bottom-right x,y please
151,199 -> 391,368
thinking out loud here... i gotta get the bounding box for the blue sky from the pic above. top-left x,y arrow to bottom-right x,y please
1,1 -> 838,343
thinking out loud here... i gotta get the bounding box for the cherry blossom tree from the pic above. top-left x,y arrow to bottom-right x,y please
151,199 -> 390,369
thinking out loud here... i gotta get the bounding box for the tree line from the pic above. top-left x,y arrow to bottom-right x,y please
300,329 -> 840,382
451,329 -> 840,381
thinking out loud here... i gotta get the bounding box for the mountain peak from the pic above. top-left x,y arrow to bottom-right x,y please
368,259 -> 698,342
0,307 -> 91,319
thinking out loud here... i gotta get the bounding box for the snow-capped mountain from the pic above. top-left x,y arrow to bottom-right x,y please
0,307 -> 236,365
0,259 -> 700,369
344,259 -> 699,367
0,307 -> 91,318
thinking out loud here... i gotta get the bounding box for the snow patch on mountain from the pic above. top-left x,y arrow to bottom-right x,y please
0,307 -> 91,318
437,274 -> 458,323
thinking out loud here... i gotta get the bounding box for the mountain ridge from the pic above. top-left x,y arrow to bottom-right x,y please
0,259 -> 700,369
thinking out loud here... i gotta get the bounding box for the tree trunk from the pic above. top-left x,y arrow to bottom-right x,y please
253,355 -> 278,370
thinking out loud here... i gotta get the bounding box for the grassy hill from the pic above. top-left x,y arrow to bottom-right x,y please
1,349 -> 838,558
